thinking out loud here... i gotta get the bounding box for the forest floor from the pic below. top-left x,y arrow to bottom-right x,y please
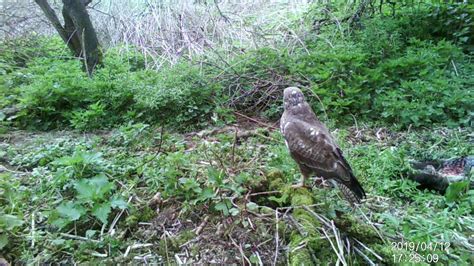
0,122 -> 473,264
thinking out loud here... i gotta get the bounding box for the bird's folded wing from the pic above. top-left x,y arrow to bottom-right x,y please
284,121 -> 353,181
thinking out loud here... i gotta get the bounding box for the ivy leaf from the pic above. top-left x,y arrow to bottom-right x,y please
92,202 -> 111,224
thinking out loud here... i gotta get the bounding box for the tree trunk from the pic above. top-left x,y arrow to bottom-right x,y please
34,0 -> 101,76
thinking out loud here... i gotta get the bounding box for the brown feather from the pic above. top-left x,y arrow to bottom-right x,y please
281,87 -> 366,204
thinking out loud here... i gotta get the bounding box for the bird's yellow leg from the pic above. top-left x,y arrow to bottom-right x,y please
291,173 -> 308,188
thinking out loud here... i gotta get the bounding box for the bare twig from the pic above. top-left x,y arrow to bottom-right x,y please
60,233 -> 99,243
233,111 -> 278,129
273,208 -> 279,266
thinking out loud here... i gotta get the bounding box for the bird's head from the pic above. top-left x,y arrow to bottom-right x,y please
283,87 -> 306,111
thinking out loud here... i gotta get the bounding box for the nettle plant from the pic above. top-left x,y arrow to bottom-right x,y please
48,151 -> 127,229
49,173 -> 127,228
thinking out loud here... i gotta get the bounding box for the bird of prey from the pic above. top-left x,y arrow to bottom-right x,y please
280,87 -> 366,204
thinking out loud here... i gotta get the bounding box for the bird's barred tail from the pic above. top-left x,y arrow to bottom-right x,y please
338,174 -> 366,205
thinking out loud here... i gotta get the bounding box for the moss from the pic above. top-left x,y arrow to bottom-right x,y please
287,188 -> 323,265
289,234 -> 314,266
267,170 -> 284,191
125,215 -> 138,227
157,229 -> 196,256
370,243 -> 408,266
138,206 -> 156,221
308,237 -> 335,263
173,229 -> 196,247
335,214 -> 382,244
290,188 -> 314,206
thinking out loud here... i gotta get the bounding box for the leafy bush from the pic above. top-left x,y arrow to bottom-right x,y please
1,3 -> 472,131
130,62 -> 215,130
1,38 -> 215,131
424,2 -> 474,52
370,40 -> 472,127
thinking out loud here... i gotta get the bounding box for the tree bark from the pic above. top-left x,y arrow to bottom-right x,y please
62,0 -> 101,76
34,0 -> 101,76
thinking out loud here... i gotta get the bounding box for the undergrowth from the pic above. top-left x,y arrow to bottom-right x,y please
1,2 -> 473,131
1,125 -> 472,264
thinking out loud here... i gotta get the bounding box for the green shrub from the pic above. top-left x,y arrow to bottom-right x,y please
1,3 -> 472,131
1,38 -> 215,131
130,61 -> 214,130
289,41 -> 371,122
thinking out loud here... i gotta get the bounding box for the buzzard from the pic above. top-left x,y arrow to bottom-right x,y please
280,87 -> 366,204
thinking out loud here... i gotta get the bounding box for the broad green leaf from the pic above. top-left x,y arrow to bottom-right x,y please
197,187 -> 215,201
74,179 -> 95,201
92,202 -> 111,224
90,173 -> 115,198
0,214 -> 24,230
0,234 -> 8,249
56,201 -> 85,221
246,202 -> 259,211
110,197 -> 128,209
214,199 -> 232,216
51,238 -> 66,245
86,230 -> 97,238
229,208 -> 240,216
88,173 -> 109,188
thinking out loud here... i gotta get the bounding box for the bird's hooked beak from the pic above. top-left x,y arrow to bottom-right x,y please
283,87 -> 305,110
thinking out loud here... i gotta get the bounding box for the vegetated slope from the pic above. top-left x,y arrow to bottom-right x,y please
0,124 -> 472,264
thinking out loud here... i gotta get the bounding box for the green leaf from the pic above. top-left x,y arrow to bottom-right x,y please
56,201 -> 85,221
214,199 -> 232,216
86,230 -> 97,238
74,179 -> 95,201
445,181 -> 469,203
268,193 -> 289,205
249,254 -> 259,264
91,174 -> 115,198
110,197 -> 127,209
246,202 -> 259,211
0,214 -> 24,230
0,112 -> 5,121
51,238 -> 65,246
0,234 -> 8,249
75,174 -> 114,202
229,208 -> 240,216
92,202 -> 111,224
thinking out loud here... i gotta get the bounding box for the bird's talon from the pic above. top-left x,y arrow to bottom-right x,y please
291,183 -> 309,189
